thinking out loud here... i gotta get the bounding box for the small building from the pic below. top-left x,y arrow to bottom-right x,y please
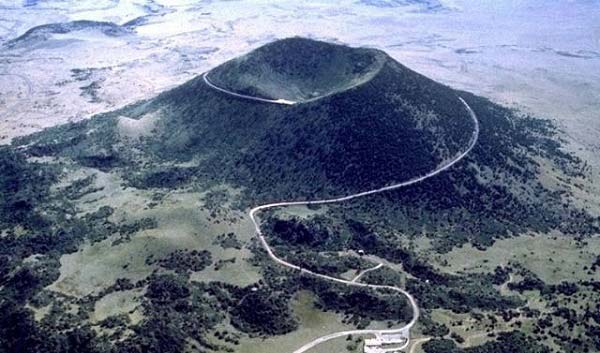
363,334 -> 408,353
364,338 -> 384,353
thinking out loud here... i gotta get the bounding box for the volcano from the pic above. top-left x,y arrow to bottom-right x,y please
99,37 -> 477,200
5,36 -> 598,353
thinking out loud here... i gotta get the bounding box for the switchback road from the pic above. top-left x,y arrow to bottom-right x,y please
204,71 -> 480,353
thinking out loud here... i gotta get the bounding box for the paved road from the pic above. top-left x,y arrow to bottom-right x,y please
352,263 -> 384,283
203,72 -> 480,353
203,72 -> 296,105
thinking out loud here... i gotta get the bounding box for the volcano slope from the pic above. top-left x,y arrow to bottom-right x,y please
1,38 -> 599,353
74,37 -> 475,202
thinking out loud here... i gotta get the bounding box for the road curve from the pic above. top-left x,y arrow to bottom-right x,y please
352,263 -> 384,283
203,72 -> 297,105
203,72 -> 480,353
408,337 -> 432,353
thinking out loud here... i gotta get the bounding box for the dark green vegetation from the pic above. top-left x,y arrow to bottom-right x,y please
247,248 -> 414,330
423,332 -> 548,353
1,38 -> 599,353
147,249 -> 213,274
211,285 -> 298,336
318,98 -> 598,252
0,147 -> 58,232
266,214 -> 523,312
20,37 -> 475,203
306,278 -> 412,327
214,232 -> 242,250
500,267 -> 600,352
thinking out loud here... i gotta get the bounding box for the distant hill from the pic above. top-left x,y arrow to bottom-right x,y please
5,20 -> 131,49
357,0 -> 450,12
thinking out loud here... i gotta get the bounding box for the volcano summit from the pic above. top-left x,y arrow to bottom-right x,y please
206,38 -> 388,103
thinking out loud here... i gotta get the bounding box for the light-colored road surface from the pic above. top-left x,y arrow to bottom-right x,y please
352,263 -> 384,283
408,337 -> 432,353
204,72 -> 480,353
203,72 -> 297,105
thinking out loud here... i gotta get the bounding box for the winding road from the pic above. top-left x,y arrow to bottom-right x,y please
203,73 -> 296,105
203,71 -> 480,353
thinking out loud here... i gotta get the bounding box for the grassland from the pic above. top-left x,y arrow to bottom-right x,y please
227,290 -> 374,353
432,232 -> 599,284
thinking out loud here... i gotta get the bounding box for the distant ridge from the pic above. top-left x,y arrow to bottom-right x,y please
5,20 -> 131,49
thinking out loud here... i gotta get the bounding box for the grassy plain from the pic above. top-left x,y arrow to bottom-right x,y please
432,232 -> 599,284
